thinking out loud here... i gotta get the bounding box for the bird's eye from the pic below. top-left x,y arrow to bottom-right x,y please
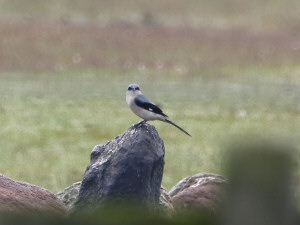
135,87 -> 140,90
128,87 -> 133,91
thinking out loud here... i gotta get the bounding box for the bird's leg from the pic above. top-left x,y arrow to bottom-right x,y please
134,120 -> 147,128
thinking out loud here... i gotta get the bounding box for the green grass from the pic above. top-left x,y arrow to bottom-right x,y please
0,0 -> 299,193
0,68 -> 298,192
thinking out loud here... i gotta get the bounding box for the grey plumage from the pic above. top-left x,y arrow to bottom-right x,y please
126,84 -> 191,136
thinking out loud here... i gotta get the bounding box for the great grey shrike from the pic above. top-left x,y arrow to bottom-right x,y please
126,84 -> 191,136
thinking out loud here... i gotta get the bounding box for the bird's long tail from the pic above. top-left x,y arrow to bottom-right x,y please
164,119 -> 191,137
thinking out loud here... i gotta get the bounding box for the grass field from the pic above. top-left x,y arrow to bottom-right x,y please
0,0 -> 299,193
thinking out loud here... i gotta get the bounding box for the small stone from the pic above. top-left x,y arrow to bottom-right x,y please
169,173 -> 227,212
0,174 -> 67,214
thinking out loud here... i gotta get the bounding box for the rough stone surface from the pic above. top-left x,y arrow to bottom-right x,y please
56,181 -> 81,210
58,182 -> 173,213
169,173 -> 227,212
0,174 -> 67,214
74,122 -> 165,212
159,186 -> 174,212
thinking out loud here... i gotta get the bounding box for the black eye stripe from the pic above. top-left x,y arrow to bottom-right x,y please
128,86 -> 140,91
128,85 -> 140,91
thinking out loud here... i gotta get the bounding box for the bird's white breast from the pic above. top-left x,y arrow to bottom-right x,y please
126,92 -> 164,121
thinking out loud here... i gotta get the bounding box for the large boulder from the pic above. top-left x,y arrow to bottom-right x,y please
57,182 -> 173,213
169,173 -> 227,212
0,174 -> 67,214
73,122 -> 165,212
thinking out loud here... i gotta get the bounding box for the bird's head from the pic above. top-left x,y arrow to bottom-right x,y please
127,84 -> 142,95
126,84 -> 142,103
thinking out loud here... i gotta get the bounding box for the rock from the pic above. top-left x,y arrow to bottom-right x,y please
0,174 -> 67,214
159,186 -> 174,213
73,122 -> 165,212
56,181 -> 81,210
169,173 -> 227,212
58,182 -> 174,213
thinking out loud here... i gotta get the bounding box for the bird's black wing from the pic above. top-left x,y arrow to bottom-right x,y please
135,95 -> 168,117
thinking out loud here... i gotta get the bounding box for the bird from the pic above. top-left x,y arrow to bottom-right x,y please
126,84 -> 191,136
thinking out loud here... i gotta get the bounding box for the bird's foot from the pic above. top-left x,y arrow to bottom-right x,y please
133,120 -> 147,128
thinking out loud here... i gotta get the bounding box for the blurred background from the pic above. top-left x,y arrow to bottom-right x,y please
0,0 -> 299,194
